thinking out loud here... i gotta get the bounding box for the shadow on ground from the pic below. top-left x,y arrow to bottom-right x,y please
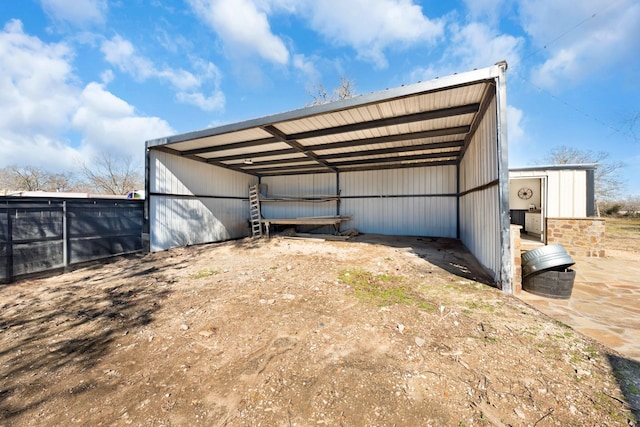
608,354 -> 640,423
351,235 -> 496,286
0,253 -> 186,422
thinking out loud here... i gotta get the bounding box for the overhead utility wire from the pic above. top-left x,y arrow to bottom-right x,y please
509,0 -> 637,141
520,0 -> 621,63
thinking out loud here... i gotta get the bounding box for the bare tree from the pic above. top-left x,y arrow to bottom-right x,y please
79,152 -> 143,195
1,166 -> 51,191
48,171 -> 83,192
622,194 -> 640,213
620,111 -> 640,142
0,166 -> 89,194
307,77 -> 356,106
541,145 -> 625,215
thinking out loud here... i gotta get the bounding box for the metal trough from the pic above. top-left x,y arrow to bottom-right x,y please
522,244 -> 575,278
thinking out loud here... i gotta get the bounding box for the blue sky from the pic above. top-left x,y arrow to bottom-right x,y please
1,0 -> 639,196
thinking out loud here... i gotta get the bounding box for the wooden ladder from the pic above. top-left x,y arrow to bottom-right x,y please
249,184 -> 262,238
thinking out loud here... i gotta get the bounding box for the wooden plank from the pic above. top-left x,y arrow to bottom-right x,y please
282,236 -> 326,242
261,217 -> 350,226
293,233 -> 351,241
259,196 -> 339,202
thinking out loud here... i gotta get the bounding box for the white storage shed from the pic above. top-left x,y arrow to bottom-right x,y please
145,63 -> 513,292
509,164 -> 596,240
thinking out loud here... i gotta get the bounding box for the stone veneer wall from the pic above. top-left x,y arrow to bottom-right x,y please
545,217 -> 605,257
510,225 -> 522,293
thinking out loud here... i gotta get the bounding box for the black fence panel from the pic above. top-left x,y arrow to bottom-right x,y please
12,240 -> 65,277
0,198 -> 145,283
67,201 -> 144,264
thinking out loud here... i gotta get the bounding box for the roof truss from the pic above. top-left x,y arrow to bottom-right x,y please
147,73 -> 498,177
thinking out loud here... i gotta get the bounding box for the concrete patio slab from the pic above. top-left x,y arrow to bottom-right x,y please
517,254 -> 640,362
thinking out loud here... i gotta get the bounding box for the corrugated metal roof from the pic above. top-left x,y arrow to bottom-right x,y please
147,64 -> 504,177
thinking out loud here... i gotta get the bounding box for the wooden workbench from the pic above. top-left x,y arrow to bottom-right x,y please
260,215 -> 351,238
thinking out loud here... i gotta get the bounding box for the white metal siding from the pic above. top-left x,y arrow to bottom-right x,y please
149,151 -> 257,251
150,197 -> 248,251
509,169 -> 588,217
459,97 -> 501,281
548,170 -> 587,217
260,174 -> 338,220
258,167 -> 458,237
151,150 -> 255,197
340,166 -> 457,237
459,189 -> 500,274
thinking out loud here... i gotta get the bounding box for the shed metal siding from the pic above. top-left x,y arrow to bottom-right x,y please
459,97 -> 501,281
260,174 -> 338,220
340,166 -> 457,237
149,151 -> 256,251
548,170 -> 587,217
509,169 -> 588,217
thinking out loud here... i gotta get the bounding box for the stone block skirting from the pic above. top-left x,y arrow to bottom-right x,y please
545,217 -> 605,257
510,224 -> 522,293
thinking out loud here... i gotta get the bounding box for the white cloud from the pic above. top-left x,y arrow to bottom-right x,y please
519,0 -> 640,89
292,53 -> 320,83
101,35 -> 155,80
71,82 -> 175,164
462,0 -> 510,26
40,0 -> 108,27
187,0 -> 290,65
506,105 -> 533,168
507,105 -> 525,145
301,0 -> 444,68
100,69 -> 114,84
0,20 -> 80,169
101,35 -> 225,111
0,21 -> 174,173
448,22 -> 523,72
408,22 -> 523,82
187,0 -> 443,71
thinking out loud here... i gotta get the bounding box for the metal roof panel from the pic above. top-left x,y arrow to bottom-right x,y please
146,64 -> 504,176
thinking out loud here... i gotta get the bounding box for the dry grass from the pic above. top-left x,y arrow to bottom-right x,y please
605,216 -> 640,258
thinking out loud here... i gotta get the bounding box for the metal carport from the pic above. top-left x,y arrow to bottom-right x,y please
145,62 -> 512,293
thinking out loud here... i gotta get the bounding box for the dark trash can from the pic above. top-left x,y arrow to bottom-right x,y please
521,244 -> 576,299
523,269 -> 576,299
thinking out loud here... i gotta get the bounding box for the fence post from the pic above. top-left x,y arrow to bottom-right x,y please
6,209 -> 13,282
63,201 -> 68,268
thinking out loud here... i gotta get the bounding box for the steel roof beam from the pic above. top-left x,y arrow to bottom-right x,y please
261,125 -> 337,173
208,147 -> 299,162
179,136 -> 278,156
336,159 -> 457,173
232,157 -> 317,168
329,152 -> 456,167
150,145 -> 259,176
243,163 -> 329,174
316,140 -> 464,160
304,126 -> 470,152
287,104 -> 480,141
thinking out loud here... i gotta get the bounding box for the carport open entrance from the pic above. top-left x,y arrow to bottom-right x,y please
145,63 -> 512,293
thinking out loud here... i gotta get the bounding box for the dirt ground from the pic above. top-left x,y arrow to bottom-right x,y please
1,231 -> 639,426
